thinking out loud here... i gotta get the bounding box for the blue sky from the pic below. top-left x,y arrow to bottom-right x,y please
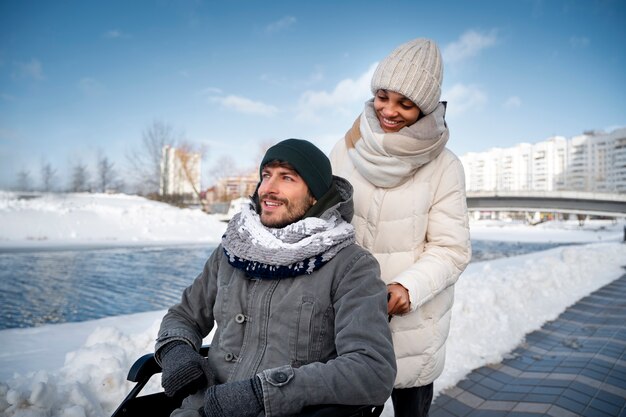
1,0 -> 625,189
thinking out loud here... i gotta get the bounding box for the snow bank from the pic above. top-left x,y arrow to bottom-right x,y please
469,217 -> 625,243
440,241 -> 626,391
0,192 -> 227,248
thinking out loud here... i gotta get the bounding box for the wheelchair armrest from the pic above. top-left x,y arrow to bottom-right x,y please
127,353 -> 161,383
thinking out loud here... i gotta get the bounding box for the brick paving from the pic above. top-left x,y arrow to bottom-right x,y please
430,271 -> 626,417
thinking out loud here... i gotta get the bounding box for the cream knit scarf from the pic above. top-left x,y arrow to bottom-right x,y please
346,100 -> 449,188
221,201 -> 355,279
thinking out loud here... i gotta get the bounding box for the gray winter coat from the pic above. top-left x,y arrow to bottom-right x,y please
155,177 -> 396,416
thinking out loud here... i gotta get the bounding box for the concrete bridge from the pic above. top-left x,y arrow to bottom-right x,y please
466,191 -> 626,217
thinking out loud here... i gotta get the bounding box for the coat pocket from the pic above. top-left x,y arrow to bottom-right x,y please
290,296 -> 316,366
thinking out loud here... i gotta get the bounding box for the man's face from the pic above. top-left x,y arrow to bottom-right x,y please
257,163 -> 316,228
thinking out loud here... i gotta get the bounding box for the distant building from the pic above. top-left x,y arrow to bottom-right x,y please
461,127 -> 626,194
159,145 -> 201,202
202,171 -> 259,213
206,172 -> 258,203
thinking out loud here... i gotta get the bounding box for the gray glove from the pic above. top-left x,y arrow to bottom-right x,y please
159,341 -> 216,398
203,377 -> 264,417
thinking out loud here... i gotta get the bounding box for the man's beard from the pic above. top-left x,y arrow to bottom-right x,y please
259,194 -> 316,228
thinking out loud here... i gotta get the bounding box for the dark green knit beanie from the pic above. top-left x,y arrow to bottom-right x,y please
260,138 -> 333,199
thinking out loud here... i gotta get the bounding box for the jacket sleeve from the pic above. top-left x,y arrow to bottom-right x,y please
154,247 -> 220,361
257,251 -> 397,416
393,155 -> 472,310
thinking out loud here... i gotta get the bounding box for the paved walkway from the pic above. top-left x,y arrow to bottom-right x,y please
430,271 -> 626,417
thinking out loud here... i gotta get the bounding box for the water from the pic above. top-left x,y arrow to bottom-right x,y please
0,245 -> 215,330
469,240 -> 570,262
0,240 -> 569,330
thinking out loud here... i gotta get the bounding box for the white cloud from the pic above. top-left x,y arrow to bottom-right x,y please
212,95 -> 279,116
78,77 -> 106,97
570,36 -> 590,48
443,83 -> 488,116
504,96 -> 522,109
13,59 -> 44,81
295,63 -> 377,122
103,29 -> 128,39
443,30 -> 498,64
266,16 -> 297,33
307,69 -> 324,84
311,132 -> 345,155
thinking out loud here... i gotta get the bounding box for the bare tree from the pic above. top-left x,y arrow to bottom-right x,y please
208,140 -> 270,185
96,151 -> 117,193
70,162 -> 90,192
126,120 -> 181,195
176,141 -> 207,202
16,169 -> 33,191
208,155 -> 240,185
40,160 -> 57,192
255,139 -> 276,162
243,139 -> 275,177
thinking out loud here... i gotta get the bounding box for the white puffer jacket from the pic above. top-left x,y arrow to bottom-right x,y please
330,105 -> 471,388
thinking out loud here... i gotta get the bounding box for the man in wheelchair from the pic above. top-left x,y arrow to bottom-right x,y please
154,139 -> 396,417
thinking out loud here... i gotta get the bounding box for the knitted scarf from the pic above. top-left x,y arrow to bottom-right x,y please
345,100 -> 449,188
221,201 -> 355,279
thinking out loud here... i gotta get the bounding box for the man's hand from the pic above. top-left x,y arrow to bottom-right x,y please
387,283 -> 410,316
159,341 -> 216,399
203,377 -> 264,417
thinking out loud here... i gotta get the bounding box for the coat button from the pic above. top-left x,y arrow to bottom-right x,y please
235,314 -> 246,323
225,353 -> 234,361
273,371 -> 287,383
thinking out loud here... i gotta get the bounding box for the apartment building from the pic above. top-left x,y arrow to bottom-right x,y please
611,132 -> 626,191
204,172 -> 258,205
461,127 -> 626,194
159,145 -> 202,200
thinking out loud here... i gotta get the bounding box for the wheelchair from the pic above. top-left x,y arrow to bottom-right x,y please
111,346 -> 384,417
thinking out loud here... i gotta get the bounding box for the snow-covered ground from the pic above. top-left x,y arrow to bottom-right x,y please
0,191 -> 227,249
0,191 -> 625,417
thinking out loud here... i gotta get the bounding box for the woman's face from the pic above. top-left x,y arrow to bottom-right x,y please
373,89 -> 420,133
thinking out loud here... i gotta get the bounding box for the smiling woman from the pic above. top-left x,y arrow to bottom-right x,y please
331,38 -> 471,417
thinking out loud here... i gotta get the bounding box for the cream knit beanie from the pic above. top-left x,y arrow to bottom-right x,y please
370,38 -> 443,115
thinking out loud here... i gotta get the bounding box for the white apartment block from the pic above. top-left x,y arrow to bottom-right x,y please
159,145 -> 202,198
460,127 -> 626,194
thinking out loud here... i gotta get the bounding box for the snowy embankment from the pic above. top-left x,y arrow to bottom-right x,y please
0,191 -> 227,249
0,191 -> 624,416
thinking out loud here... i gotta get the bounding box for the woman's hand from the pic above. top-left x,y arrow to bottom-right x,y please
387,283 -> 410,316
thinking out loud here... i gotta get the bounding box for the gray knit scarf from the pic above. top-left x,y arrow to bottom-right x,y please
221,201 -> 355,279
346,100 -> 449,188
